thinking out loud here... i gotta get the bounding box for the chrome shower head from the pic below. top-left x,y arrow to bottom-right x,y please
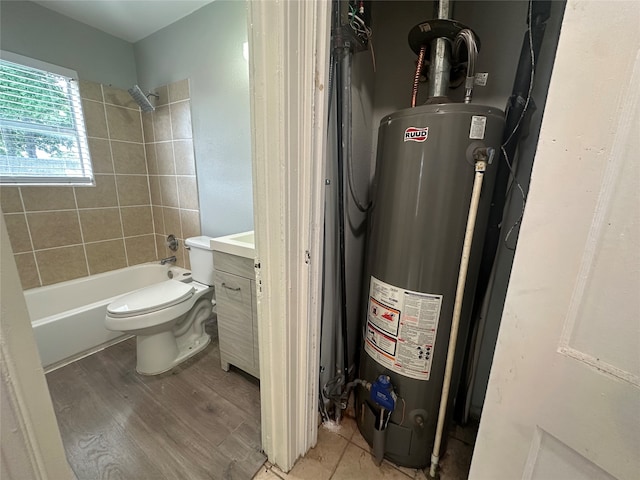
128,85 -> 157,112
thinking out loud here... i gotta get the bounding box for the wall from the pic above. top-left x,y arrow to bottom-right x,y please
345,50 -> 376,355
1,78 -> 200,289
1,82 -> 155,288
134,0 -> 253,238
0,0 -> 137,88
368,1 -> 434,129
468,0 -> 566,416
368,1 -> 531,168
142,79 -> 202,269
0,1 -> 203,287
321,45 -> 376,382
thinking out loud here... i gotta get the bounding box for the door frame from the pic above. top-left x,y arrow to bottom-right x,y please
247,0 -> 331,471
0,216 -> 74,479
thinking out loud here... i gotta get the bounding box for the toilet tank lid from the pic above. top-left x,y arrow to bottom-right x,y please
185,236 -> 214,250
107,280 -> 195,317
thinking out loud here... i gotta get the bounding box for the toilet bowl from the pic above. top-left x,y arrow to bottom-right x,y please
105,236 -> 216,375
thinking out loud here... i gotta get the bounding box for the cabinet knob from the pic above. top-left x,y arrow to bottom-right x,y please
221,282 -> 241,292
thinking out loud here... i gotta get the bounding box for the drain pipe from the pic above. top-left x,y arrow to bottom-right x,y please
430,150 -> 491,477
373,408 -> 390,465
369,375 -> 397,465
427,0 -> 452,99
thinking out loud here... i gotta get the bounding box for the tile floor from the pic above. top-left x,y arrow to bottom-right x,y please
253,416 -> 477,480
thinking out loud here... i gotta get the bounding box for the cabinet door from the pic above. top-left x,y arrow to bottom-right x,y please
215,271 -> 254,372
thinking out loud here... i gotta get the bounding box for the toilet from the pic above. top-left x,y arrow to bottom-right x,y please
105,236 -> 216,375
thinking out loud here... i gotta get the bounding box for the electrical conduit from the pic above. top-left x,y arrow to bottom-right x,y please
335,45 -> 351,417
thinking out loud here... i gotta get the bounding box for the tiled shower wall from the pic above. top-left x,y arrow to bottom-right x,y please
0,79 -> 200,289
142,80 -> 201,270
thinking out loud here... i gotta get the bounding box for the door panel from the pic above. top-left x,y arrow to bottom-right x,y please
524,429 -> 617,480
469,2 -> 640,479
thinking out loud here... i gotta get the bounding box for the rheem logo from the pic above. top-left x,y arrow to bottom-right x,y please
404,127 -> 429,142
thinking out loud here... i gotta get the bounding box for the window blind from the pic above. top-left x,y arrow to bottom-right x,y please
0,52 -> 93,186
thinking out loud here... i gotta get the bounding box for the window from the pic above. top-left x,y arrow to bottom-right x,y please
0,51 -> 93,185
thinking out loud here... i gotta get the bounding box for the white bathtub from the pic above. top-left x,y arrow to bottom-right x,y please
25,263 -> 191,371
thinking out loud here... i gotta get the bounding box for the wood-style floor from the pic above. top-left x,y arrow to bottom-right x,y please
46,318 -> 266,480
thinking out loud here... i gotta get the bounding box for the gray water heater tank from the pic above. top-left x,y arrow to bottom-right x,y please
356,103 -> 504,468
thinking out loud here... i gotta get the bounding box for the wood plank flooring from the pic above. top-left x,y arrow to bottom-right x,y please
46,317 -> 265,480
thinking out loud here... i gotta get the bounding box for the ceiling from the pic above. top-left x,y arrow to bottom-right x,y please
33,0 -> 215,43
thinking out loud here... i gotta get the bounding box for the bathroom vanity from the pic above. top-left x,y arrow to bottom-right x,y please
210,232 -> 259,378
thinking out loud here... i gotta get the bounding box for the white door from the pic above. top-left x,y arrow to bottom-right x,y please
469,2 -> 640,479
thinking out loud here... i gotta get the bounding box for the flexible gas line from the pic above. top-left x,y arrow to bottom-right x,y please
453,29 -> 479,104
430,154 -> 488,478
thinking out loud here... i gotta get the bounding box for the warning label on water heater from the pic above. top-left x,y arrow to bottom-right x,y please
469,115 -> 487,140
364,276 -> 443,381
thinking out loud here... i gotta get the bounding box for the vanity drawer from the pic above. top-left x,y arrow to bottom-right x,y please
213,251 -> 254,279
214,271 -> 254,369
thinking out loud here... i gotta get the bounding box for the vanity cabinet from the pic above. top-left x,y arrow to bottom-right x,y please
213,251 -> 259,378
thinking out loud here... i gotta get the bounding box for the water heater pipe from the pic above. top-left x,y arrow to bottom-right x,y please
427,0 -> 452,98
430,157 -> 488,477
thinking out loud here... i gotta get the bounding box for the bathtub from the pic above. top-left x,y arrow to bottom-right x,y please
25,263 -> 191,371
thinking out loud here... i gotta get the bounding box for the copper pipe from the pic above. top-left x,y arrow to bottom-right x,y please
411,45 -> 427,107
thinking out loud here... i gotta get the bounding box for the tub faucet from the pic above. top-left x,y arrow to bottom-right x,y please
160,256 -> 177,265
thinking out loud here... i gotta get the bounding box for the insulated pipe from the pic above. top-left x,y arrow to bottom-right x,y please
430,158 -> 488,478
427,0 -> 452,98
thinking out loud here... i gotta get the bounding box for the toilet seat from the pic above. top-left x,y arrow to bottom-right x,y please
107,280 -> 195,318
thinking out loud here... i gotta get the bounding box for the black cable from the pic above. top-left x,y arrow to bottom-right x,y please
502,0 -> 536,251
455,0 -> 553,423
472,0 -> 550,308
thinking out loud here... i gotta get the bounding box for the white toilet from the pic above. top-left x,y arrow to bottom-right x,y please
105,236 -> 216,375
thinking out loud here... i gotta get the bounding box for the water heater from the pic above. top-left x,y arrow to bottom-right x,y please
356,103 -> 504,468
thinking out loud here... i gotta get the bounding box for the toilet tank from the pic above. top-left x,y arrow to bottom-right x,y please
185,236 -> 215,286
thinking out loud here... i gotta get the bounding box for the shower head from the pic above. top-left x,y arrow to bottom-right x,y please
128,85 -> 157,112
